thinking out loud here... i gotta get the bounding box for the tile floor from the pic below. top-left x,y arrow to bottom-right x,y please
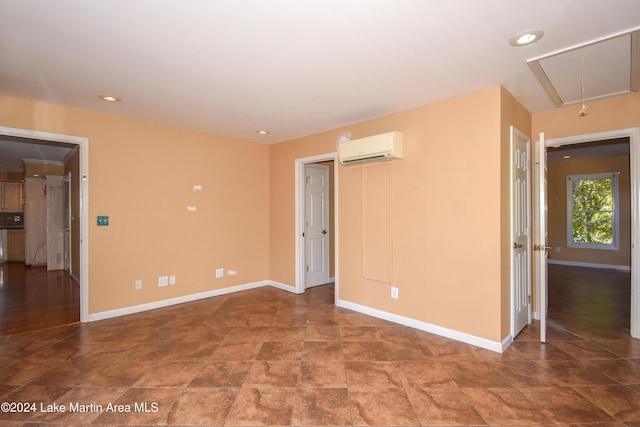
0,270 -> 638,426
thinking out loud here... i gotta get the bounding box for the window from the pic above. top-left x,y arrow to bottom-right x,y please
566,172 -> 619,250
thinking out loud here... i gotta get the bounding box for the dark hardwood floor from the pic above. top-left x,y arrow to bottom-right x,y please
0,262 -> 79,337
548,263 -> 632,340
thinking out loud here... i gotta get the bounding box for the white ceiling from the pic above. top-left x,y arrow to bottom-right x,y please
0,0 -> 639,159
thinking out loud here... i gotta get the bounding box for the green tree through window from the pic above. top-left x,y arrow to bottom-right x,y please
567,173 -> 618,249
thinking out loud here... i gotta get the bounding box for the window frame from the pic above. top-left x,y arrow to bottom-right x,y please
566,172 -> 619,250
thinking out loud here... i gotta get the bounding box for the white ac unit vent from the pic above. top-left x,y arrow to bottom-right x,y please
338,131 -> 403,165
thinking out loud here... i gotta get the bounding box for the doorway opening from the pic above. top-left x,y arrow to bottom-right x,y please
546,137 -> 631,337
295,153 -> 338,296
0,126 -> 89,329
538,128 -> 639,340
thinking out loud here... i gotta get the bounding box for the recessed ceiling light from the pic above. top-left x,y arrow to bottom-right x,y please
563,155 -> 571,159
508,29 -> 544,47
98,95 -> 121,102
256,130 -> 270,135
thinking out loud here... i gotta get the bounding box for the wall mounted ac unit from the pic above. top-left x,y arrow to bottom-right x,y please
338,131 -> 403,165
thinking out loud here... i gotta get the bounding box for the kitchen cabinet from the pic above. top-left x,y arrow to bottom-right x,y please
6,229 -> 25,262
1,181 -> 24,211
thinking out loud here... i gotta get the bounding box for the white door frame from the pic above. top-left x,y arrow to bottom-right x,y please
304,163 -> 330,288
295,152 -> 338,296
0,126 -> 89,323
538,127 -> 639,339
511,126 -> 532,338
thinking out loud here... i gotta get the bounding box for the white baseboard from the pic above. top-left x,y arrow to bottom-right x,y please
501,334 -> 514,352
88,279 -> 305,322
87,280 -> 509,353
267,280 -> 298,294
336,298 -> 506,353
88,280 -> 270,322
548,259 -> 631,272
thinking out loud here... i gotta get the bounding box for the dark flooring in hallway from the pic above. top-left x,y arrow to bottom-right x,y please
547,263 -> 632,340
0,262 -> 79,337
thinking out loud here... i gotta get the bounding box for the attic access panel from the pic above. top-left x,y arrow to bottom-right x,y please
528,30 -> 639,107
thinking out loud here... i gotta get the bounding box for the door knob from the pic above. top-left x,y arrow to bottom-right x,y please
533,244 -> 552,251
322,230 -> 327,235
513,242 -> 523,249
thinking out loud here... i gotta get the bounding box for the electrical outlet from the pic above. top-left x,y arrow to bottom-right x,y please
216,268 -> 224,278
391,287 -> 399,299
135,279 -> 142,290
158,276 -> 169,287
169,275 -> 176,285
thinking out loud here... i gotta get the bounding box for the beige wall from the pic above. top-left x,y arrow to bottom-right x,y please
533,92 -> 640,138
2,84 -> 536,345
270,86 -> 529,343
547,155 -> 631,267
0,95 -> 270,314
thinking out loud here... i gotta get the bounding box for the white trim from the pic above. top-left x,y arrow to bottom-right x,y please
501,334 -> 514,352
89,280 -> 302,322
548,259 -> 631,272
336,298 -> 505,353
528,26 -> 640,63
266,280 -> 298,294
565,172 -> 620,250
0,126 -> 89,323
89,281 -> 270,322
546,127 -> 639,339
294,152 -> 339,296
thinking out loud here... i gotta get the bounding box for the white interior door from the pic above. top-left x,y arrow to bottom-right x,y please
305,164 -> 330,288
512,126 -> 531,337
535,132 -> 549,342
